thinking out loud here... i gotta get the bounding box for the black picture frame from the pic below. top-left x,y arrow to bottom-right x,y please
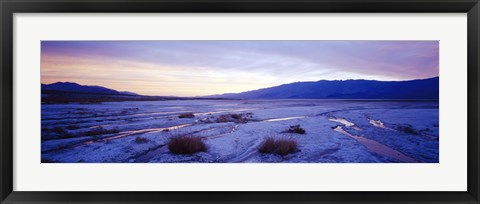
1,0 -> 479,203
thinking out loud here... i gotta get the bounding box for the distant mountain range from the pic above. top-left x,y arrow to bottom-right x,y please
42,77 -> 439,103
207,77 -> 439,100
41,82 -> 199,104
42,82 -> 138,96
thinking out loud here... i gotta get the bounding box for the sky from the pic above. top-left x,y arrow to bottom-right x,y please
41,41 -> 439,96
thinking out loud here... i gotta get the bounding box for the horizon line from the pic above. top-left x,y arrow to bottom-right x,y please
42,76 -> 439,97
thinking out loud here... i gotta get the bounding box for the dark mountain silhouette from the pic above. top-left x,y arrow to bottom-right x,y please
40,82 -> 212,104
207,77 -> 439,100
42,82 -> 137,95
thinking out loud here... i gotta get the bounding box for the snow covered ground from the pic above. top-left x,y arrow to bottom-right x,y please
41,99 -> 439,163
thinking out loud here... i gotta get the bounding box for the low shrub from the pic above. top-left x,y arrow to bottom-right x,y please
135,137 -> 149,143
168,135 -> 206,154
215,115 -> 233,123
41,127 -> 74,140
51,127 -> 66,134
215,114 -> 231,123
396,125 -> 418,135
230,114 -> 243,119
275,139 -> 298,155
287,125 -> 306,134
61,132 -> 74,138
258,137 -> 276,154
85,127 -> 119,136
66,125 -> 80,130
47,126 -> 74,138
258,137 -> 298,156
215,113 -> 251,123
178,113 -> 195,118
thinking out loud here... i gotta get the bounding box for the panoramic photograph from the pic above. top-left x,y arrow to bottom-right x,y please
41,41 -> 439,163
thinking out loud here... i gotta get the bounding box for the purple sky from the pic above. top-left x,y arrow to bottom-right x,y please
41,41 -> 439,96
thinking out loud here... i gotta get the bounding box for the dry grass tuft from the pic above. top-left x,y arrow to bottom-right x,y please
215,113 -> 251,123
51,127 -> 66,134
66,125 -> 80,130
168,135 -> 206,154
258,137 -> 276,154
258,137 -> 298,156
178,113 -> 195,118
85,127 -> 119,136
287,125 -> 306,134
135,137 -> 149,143
396,125 -> 418,135
230,114 -> 243,119
274,139 -> 298,155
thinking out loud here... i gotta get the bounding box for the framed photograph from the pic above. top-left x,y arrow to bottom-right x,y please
1,0 -> 479,203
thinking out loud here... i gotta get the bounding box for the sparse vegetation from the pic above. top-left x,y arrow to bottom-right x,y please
135,137 -> 149,143
85,127 -> 120,136
258,138 -> 276,154
396,125 -> 418,135
230,114 -> 243,119
45,126 -> 74,138
51,127 -> 66,134
259,137 -> 298,156
287,125 -> 306,134
178,113 -> 195,118
66,125 -> 80,130
275,139 -> 298,155
168,135 -> 206,154
77,111 -> 88,115
47,127 -> 73,138
215,113 -> 252,123
215,114 -> 232,123
119,108 -> 139,115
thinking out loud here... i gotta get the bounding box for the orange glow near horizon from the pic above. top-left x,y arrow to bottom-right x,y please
41,54 -> 284,96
